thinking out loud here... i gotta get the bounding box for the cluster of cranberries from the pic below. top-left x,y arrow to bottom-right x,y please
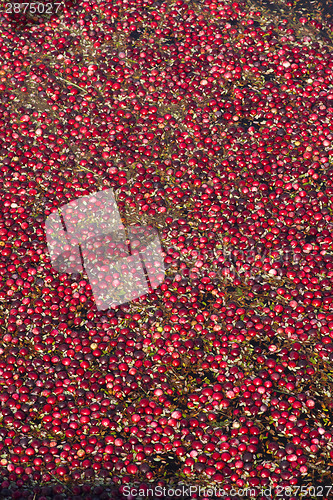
0,0 -> 333,498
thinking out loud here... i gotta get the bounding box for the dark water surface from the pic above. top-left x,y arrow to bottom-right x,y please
253,0 -> 333,41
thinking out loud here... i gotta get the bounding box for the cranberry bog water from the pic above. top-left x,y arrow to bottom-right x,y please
0,0 -> 333,498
